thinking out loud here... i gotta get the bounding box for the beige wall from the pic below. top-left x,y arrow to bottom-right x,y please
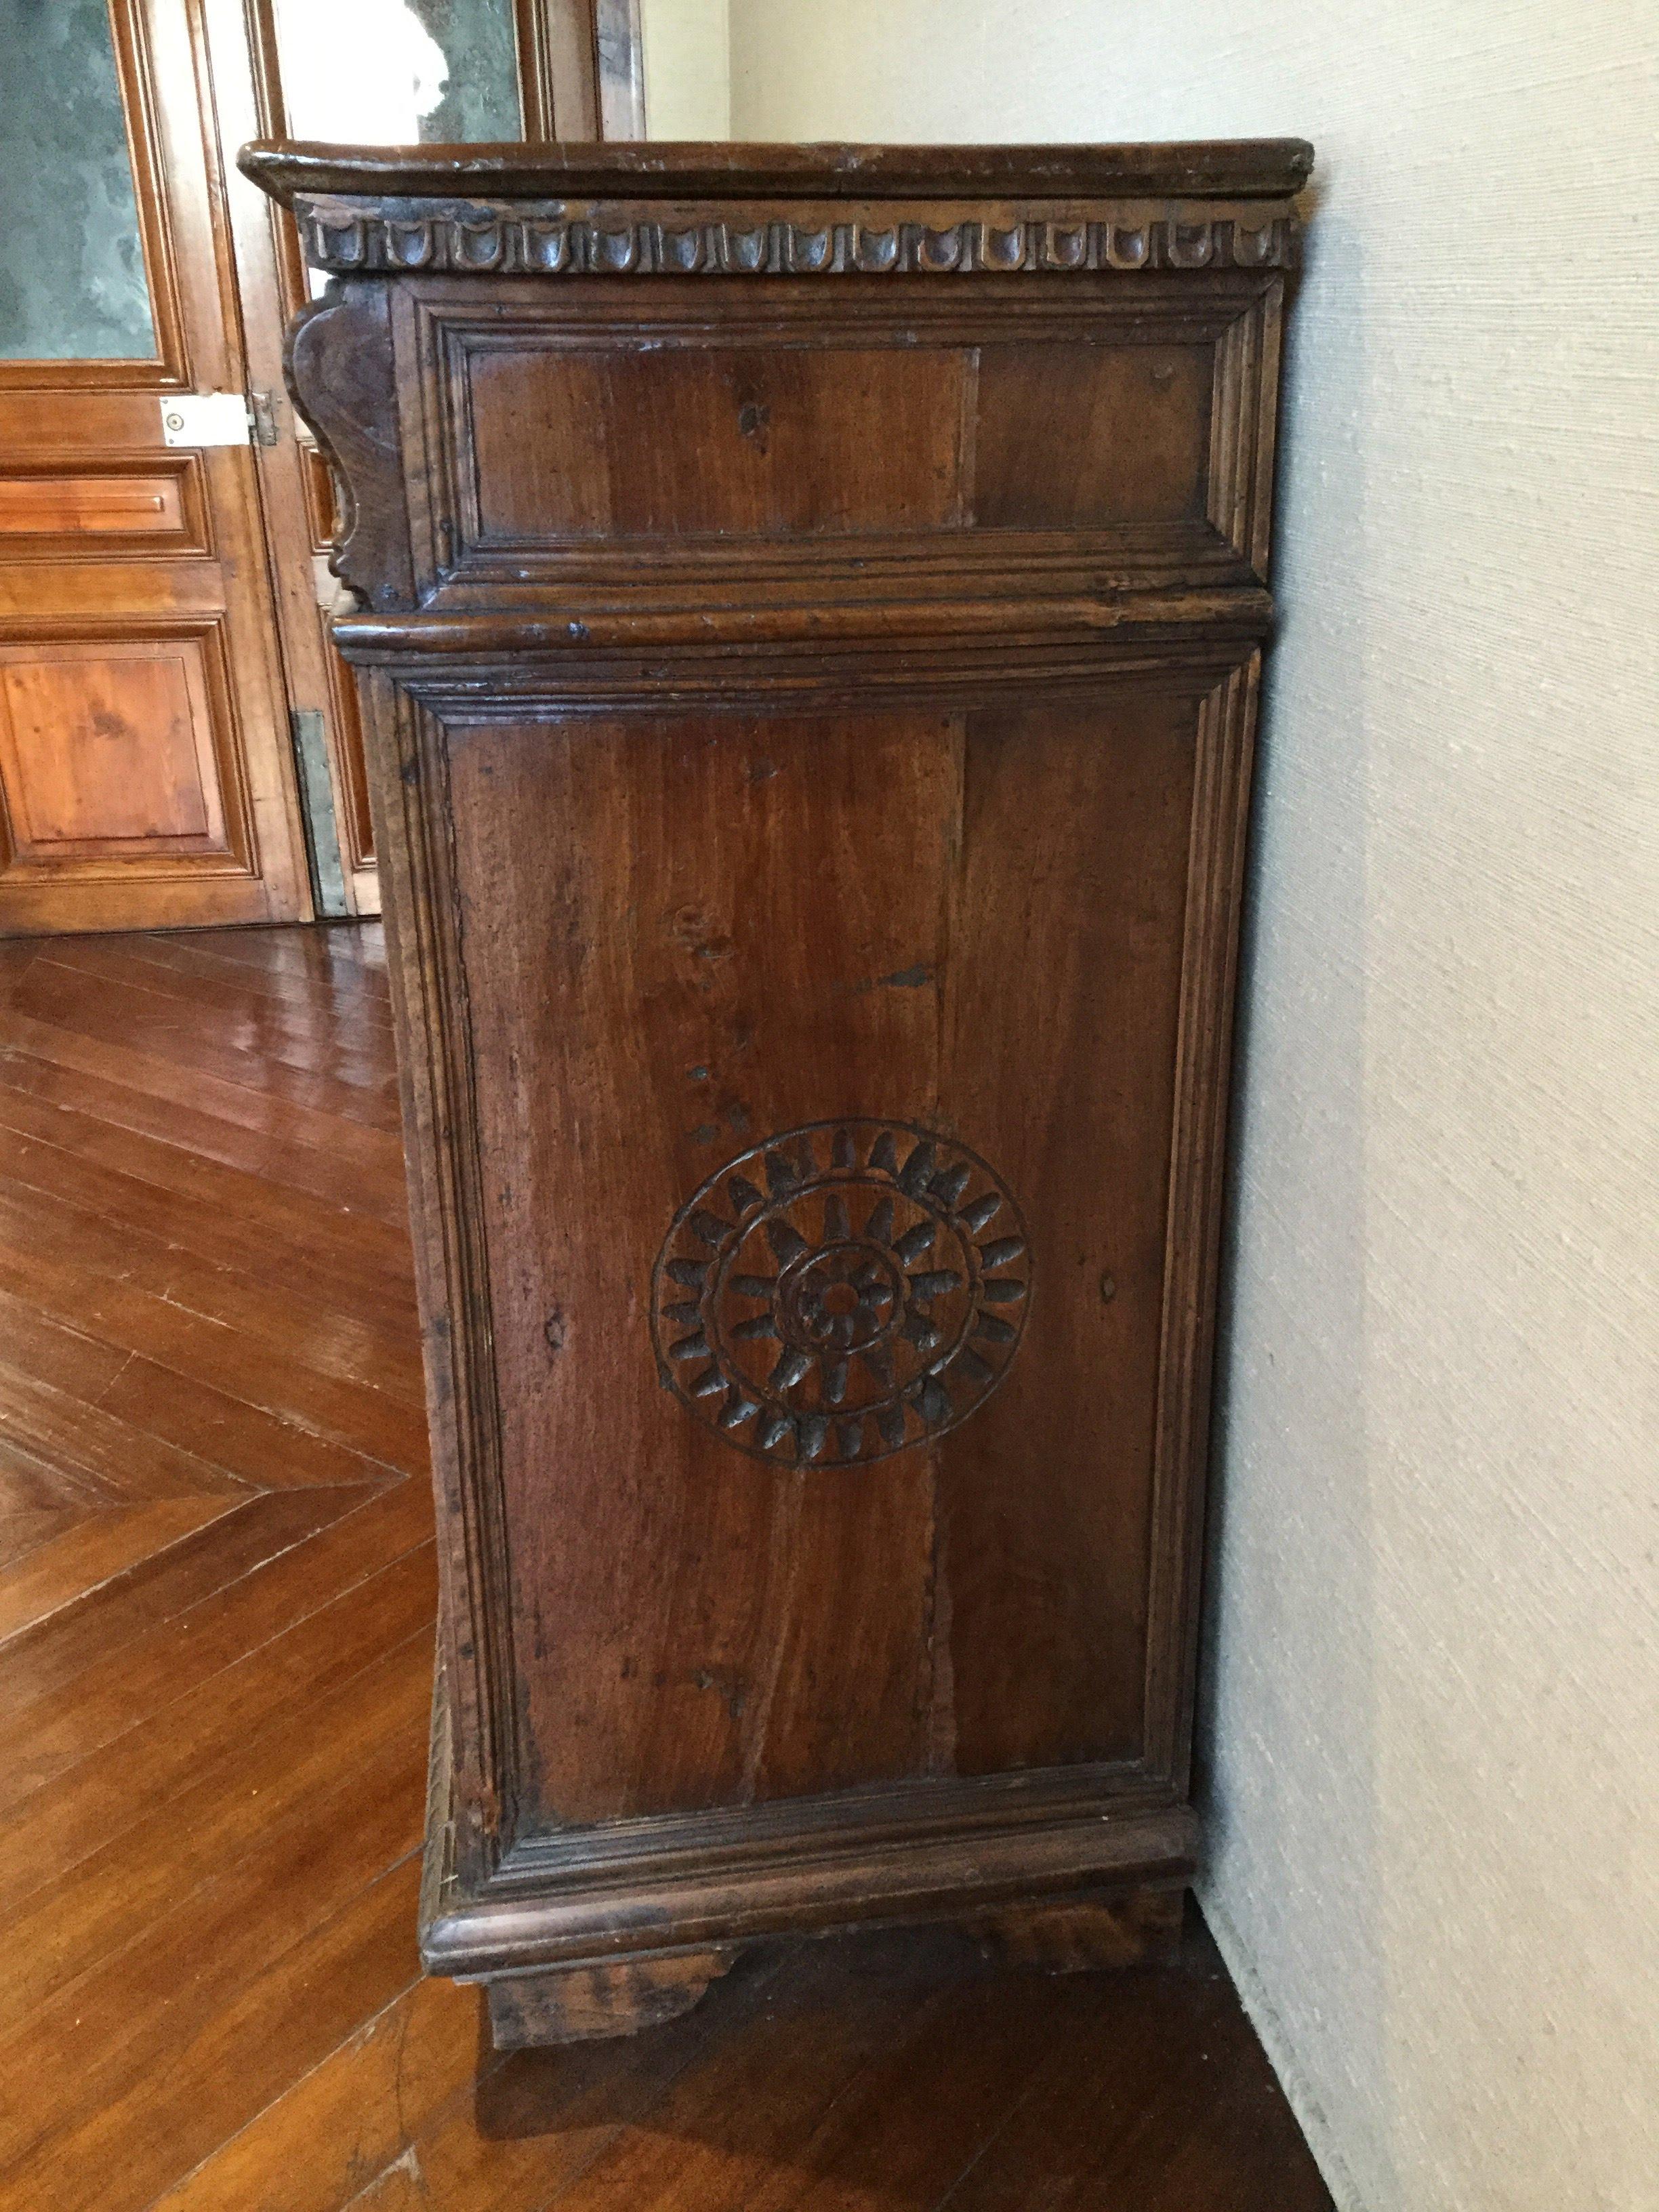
640,0 -> 729,139
647,5 -> 1659,2206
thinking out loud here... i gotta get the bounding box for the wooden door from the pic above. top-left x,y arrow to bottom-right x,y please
205,0 -> 642,918
0,1 -> 634,938
0,0 -> 312,936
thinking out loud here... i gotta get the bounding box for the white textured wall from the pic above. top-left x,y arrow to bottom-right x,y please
659,6 -> 1659,2207
641,0 -> 730,138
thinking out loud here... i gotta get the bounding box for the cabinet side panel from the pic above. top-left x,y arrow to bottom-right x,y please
442,708 -> 958,1824
939,691 -> 1200,1771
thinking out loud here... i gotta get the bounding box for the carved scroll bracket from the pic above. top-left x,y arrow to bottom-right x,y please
285,282 -> 412,613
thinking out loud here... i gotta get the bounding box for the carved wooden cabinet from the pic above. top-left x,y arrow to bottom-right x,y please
245,137 -> 1309,2045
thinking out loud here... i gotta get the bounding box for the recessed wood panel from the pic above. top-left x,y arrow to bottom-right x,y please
321,626 -> 375,875
973,343 -> 1213,528
463,342 -> 966,542
438,688 -> 1203,1818
939,692 -> 1201,1771
0,638 -> 229,867
445,707 -> 959,1824
0,471 -> 186,540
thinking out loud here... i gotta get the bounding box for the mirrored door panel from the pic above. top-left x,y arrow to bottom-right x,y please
0,0 -> 158,362
270,0 -> 523,148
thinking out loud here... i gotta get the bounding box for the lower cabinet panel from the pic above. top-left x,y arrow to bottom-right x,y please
437,693 -> 1200,1831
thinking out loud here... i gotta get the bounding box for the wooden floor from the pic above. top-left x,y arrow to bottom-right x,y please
0,921 -> 1332,2212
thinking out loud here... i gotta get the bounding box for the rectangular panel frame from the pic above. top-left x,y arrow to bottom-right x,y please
393,276 -> 1282,607
0,453 -> 209,558
0,617 -> 258,886
0,0 -> 189,392
356,634 -> 1258,1962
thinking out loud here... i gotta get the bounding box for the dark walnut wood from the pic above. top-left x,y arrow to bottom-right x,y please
244,136 -> 1310,2045
485,1949 -> 737,2048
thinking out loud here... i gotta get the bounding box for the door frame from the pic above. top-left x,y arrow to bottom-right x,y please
206,0 -> 642,920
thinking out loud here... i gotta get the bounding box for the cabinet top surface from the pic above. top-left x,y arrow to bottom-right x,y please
239,137 -> 1313,209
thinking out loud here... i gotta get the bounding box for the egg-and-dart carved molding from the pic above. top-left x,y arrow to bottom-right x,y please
295,207 -> 1297,280
653,1119 -> 1031,1466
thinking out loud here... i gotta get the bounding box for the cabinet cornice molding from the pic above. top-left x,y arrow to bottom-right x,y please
241,138 -> 1308,283
290,204 -> 1300,281
240,136 -> 1314,205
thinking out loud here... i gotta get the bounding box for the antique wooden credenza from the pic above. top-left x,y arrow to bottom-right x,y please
244,137 -> 1309,2045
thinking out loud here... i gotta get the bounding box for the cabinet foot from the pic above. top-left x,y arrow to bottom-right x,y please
966,1885 -> 1186,1973
483,1948 -> 735,2048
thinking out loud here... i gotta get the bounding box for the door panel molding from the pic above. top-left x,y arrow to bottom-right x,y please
517,0 -> 642,138
0,628 -> 251,878
0,457 -> 208,556
204,0 -> 378,910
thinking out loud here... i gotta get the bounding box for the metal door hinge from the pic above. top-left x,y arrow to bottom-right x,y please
158,391 -> 281,449
159,392 -> 253,447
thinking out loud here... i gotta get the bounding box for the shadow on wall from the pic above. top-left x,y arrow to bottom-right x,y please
1197,185 -> 1394,2212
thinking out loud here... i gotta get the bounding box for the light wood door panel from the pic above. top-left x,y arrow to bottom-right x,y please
0,0 -> 311,937
0,469 -> 191,541
0,635 -> 241,868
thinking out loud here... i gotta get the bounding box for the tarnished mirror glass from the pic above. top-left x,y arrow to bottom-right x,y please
0,0 -> 157,361
271,0 -> 521,145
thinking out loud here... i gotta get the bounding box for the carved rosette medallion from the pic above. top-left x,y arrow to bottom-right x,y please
653,1120 -> 1031,1465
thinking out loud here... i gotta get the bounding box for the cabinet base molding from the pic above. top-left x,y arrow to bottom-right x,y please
424,1681 -> 1199,2041
471,1888 -> 1187,2047
480,1949 -> 737,2048
966,1883 -> 1186,1972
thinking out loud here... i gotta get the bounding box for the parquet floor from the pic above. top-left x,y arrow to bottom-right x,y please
0,922 -> 1332,2212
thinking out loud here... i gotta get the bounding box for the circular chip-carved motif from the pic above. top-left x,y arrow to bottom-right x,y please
653,1120 -> 1031,1466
